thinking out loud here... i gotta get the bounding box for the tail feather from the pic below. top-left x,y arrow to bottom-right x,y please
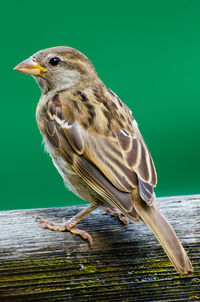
131,194 -> 193,274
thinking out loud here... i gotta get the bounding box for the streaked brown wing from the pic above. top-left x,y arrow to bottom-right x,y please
81,124 -> 156,204
46,90 -> 157,206
44,108 -> 139,221
115,126 -> 157,203
72,154 -> 140,221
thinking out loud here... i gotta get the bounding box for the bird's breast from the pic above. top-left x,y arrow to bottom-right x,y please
36,95 -> 48,134
43,135 -> 103,204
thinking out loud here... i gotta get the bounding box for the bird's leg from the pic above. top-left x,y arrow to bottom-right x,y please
102,207 -> 129,225
37,203 -> 100,246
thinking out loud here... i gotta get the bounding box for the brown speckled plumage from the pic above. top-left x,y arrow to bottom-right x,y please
14,46 -> 193,275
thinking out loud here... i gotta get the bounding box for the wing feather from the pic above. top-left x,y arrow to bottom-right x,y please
116,129 -> 157,186
72,155 -> 140,221
46,89 -> 157,207
63,122 -> 84,154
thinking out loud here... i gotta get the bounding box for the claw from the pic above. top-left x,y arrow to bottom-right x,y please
70,227 -> 93,246
37,216 -> 93,245
103,207 -> 129,225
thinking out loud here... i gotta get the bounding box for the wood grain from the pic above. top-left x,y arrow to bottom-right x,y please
0,195 -> 200,301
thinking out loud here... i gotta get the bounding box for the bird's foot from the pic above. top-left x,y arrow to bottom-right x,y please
36,217 -> 93,245
102,207 -> 129,225
36,204 -> 100,246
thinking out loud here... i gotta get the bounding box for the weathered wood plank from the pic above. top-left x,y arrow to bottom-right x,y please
0,195 -> 200,301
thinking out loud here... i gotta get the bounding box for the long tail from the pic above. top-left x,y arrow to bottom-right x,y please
131,194 -> 193,274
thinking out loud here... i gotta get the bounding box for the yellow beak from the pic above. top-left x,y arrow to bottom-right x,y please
14,57 -> 46,76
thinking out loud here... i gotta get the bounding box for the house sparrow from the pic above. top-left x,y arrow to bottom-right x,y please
14,46 -> 193,274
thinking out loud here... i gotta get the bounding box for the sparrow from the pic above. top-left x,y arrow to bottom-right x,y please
14,46 -> 193,274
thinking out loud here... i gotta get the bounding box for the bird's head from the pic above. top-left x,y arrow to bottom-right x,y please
14,46 -> 97,94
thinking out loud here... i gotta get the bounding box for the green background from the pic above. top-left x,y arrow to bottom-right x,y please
1,0 -> 199,211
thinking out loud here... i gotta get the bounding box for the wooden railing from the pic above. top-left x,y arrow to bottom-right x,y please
0,195 -> 199,301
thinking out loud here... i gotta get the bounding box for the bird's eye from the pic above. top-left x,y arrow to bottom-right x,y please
49,57 -> 60,66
